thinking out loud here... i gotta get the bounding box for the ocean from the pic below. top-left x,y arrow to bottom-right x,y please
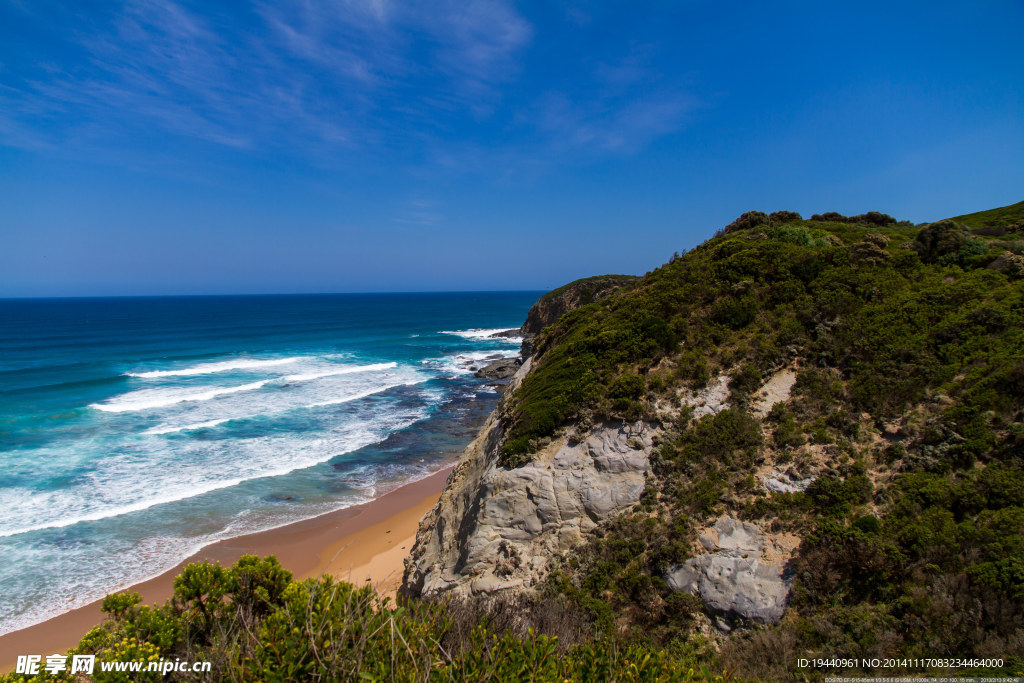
0,291 -> 540,635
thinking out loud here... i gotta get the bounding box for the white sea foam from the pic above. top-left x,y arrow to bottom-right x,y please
144,377 -> 427,435
440,328 -> 522,343
142,364 -> 423,429
284,361 -> 396,382
0,460 -> 459,637
423,348 -> 521,376
111,361 -> 399,415
308,379 -> 427,407
0,462 -> 330,539
125,356 -> 304,378
145,418 -> 231,435
90,380 -> 271,413
0,398 -> 432,540
0,533 -> 218,637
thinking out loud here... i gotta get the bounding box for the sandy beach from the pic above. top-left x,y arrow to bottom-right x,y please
0,465 -> 452,673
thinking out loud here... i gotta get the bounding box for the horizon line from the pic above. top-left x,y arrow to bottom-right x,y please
0,288 -> 554,302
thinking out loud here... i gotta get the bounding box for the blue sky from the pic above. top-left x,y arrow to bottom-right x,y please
1,1 -> 1021,297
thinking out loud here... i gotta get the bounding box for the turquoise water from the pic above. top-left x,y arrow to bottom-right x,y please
0,292 -> 539,634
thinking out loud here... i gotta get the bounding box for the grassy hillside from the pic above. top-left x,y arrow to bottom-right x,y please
499,206 -> 1024,678
952,199 -> 1024,235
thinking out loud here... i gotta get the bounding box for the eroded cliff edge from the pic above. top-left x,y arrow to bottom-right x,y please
403,275 -> 645,598
403,356 -> 655,597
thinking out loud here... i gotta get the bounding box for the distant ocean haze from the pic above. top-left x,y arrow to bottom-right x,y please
0,292 -> 538,636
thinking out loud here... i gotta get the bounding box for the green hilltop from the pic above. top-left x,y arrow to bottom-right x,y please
952,199 -> 1024,234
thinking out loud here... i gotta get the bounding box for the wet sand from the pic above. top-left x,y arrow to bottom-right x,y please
0,465 -> 451,673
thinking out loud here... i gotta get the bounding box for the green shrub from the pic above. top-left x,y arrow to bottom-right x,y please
722,211 -> 769,234
768,210 -> 802,223
914,219 -> 969,263
728,364 -> 762,401
608,373 -> 645,400
711,295 -> 758,329
772,413 -> 806,449
805,469 -> 873,515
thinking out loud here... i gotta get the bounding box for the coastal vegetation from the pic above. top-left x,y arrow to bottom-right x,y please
498,202 -> 1024,678
1,555 -> 734,682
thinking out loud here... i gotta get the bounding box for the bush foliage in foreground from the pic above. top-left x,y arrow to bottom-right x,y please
2,555 -> 736,682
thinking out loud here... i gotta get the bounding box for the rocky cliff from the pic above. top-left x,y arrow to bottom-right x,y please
403,379 -> 655,597
403,278 -> 647,599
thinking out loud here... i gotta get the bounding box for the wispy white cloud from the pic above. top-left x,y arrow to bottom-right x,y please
258,0 -> 531,108
4,0 -> 261,149
0,0 -> 694,172
420,0 -> 532,90
1,0 -> 531,154
509,46 -> 699,159
535,92 -> 696,153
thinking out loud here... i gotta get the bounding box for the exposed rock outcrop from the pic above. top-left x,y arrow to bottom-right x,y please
665,517 -> 794,624
668,373 -> 730,420
761,469 -> 814,494
474,358 -> 521,379
403,356 -> 654,598
404,353 -> 809,623
752,368 -> 797,417
488,329 -> 523,340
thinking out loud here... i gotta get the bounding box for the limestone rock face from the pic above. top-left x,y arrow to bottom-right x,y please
761,469 -> 814,494
679,373 -> 730,419
488,329 -> 524,339
665,517 -> 793,624
402,361 -> 654,598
